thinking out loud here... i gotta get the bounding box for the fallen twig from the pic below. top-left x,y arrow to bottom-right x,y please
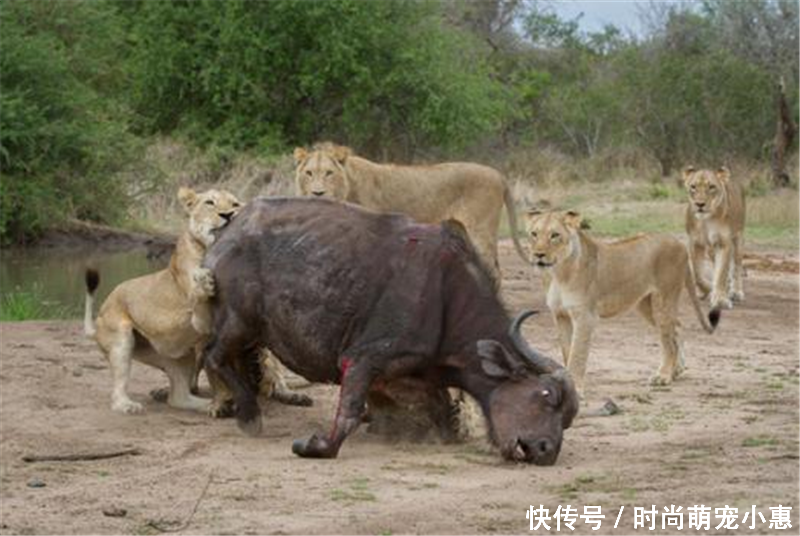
146,470 -> 214,533
22,447 -> 142,463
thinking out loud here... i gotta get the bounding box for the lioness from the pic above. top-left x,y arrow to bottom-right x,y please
683,166 -> 746,313
84,187 -> 241,414
526,210 -> 717,396
293,142 -> 528,284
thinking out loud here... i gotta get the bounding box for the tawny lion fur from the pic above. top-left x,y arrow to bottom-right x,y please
84,187 -> 243,415
526,210 -> 717,396
293,142 -> 528,283
682,166 -> 746,313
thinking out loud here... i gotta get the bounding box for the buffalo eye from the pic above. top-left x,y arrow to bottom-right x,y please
540,388 -> 559,407
204,199 -> 215,206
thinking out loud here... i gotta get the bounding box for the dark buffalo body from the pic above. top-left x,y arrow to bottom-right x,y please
203,197 -> 578,464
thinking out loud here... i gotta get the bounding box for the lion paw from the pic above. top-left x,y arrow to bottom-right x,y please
710,293 -> 732,310
672,364 -> 686,380
112,399 -> 144,414
192,268 -> 215,299
649,373 -> 673,387
729,290 -> 745,303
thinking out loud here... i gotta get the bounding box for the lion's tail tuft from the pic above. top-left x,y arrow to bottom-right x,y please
84,269 -> 99,337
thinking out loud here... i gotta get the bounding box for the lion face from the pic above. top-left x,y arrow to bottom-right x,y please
178,187 -> 243,247
524,210 -> 582,269
293,144 -> 352,200
683,166 -> 729,219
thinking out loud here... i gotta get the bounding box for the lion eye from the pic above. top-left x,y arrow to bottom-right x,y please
550,232 -> 561,241
690,185 -> 697,192
325,170 -> 333,177
708,186 -> 717,192
530,231 -> 538,239
204,199 -> 215,206
232,202 -> 241,208
305,170 -> 312,177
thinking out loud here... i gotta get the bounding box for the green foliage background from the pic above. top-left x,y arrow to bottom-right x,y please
1,0 -> 797,243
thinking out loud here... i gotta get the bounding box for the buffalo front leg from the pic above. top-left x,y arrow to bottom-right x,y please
292,357 -> 375,459
203,325 -> 261,436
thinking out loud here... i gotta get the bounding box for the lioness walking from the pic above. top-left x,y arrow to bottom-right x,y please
682,166 -> 746,315
526,210 -> 717,396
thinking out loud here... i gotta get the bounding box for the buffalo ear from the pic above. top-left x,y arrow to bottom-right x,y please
552,369 -> 580,429
177,187 -> 198,213
477,340 -> 525,379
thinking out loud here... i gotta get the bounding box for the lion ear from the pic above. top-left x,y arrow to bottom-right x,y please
293,147 -> 308,166
682,166 -> 696,185
177,187 -> 198,213
715,166 -> 731,183
330,144 -> 352,166
563,210 -> 583,230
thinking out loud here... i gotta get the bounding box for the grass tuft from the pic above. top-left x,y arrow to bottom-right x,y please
0,284 -> 68,321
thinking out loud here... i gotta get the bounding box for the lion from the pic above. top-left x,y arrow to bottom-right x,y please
682,166 -> 746,314
525,209 -> 718,396
293,142 -> 529,284
84,187 -> 243,414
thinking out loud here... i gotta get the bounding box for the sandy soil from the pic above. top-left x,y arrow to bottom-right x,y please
1,243 -> 798,535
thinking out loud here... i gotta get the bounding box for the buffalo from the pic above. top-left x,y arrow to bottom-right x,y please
202,197 -> 579,465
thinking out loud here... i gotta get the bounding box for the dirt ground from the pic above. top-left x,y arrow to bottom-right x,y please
1,242 -> 798,535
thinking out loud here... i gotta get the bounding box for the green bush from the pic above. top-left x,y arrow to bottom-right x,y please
0,0 -> 138,243
120,0 -> 509,158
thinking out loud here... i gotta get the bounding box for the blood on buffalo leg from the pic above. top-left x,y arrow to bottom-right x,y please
292,356 -> 377,458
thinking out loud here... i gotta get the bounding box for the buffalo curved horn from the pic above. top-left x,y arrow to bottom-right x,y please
509,309 -> 564,374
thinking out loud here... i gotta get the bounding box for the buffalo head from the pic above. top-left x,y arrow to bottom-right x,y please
477,310 -> 579,465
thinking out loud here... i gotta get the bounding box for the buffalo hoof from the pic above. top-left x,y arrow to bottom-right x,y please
272,391 -> 313,407
237,415 -> 263,437
292,434 -> 337,458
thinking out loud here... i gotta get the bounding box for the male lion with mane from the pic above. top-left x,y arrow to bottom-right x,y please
526,209 -> 718,397
294,142 -> 529,284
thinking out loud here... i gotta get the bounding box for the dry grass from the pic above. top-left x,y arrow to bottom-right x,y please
124,139 -> 798,251
124,138 -> 295,234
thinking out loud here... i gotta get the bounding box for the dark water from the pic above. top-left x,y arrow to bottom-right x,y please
0,247 -> 168,319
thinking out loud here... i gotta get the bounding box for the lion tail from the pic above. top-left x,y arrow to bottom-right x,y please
84,269 -> 99,337
503,185 -> 532,266
684,259 -> 717,334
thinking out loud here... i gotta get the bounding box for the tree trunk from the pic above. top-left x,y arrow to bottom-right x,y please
771,77 -> 797,188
